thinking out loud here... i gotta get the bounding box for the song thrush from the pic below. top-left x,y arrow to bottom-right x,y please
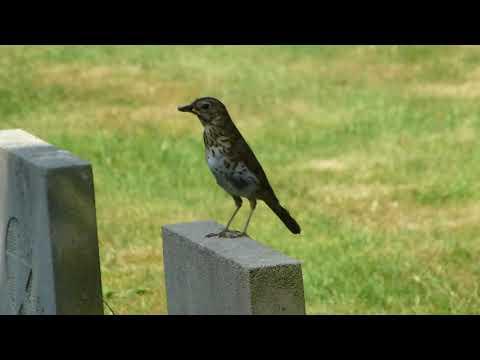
178,97 -> 301,238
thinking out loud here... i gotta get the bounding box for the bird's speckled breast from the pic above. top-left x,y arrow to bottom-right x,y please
205,145 -> 259,198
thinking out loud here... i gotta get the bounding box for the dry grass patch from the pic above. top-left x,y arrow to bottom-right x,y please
306,159 -> 347,172
413,66 -> 480,99
415,82 -> 480,99
38,63 -> 142,86
44,103 -> 200,137
33,63 -> 203,136
109,245 -> 164,269
290,56 -> 423,86
305,178 -> 480,235
93,105 -> 198,136
36,63 -> 196,104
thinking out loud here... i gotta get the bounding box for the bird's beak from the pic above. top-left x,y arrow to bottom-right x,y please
178,103 -> 194,113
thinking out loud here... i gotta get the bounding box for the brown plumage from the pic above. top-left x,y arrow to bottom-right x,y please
178,97 -> 301,238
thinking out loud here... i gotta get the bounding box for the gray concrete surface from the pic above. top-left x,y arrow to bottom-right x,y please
0,129 -> 103,314
162,221 -> 305,315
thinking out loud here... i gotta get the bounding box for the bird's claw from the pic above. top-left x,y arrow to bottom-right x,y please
205,232 -> 220,238
206,230 -> 246,238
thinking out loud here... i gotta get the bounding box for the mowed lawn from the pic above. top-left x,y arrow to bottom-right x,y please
1,45 -> 480,314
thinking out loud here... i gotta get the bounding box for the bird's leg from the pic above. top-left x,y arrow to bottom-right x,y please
230,198 -> 256,238
224,198 -> 242,232
206,196 -> 242,238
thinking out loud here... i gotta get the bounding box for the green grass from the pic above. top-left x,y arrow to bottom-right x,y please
2,45 -> 480,314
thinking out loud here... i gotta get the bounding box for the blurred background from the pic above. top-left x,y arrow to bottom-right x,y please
1,45 -> 479,314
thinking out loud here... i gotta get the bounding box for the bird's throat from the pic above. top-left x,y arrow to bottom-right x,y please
203,125 -> 233,148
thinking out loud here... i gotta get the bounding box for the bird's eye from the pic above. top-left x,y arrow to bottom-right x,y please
201,103 -> 210,110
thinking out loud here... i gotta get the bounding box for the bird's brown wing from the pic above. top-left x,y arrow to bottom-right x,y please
230,131 -> 277,200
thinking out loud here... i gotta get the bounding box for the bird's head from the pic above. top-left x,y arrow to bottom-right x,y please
178,97 -> 230,127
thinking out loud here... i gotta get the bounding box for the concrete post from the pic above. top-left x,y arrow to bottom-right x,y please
162,221 -> 305,315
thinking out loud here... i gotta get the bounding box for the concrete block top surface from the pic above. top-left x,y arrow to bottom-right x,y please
0,129 -> 89,170
162,221 -> 301,270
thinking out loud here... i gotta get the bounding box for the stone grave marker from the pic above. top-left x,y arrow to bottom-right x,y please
0,129 -> 103,314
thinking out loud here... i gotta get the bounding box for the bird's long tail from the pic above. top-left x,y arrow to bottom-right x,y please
265,199 -> 301,234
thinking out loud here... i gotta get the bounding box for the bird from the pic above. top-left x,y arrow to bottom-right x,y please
178,97 -> 301,238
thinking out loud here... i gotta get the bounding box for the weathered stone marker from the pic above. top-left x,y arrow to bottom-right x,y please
162,221 -> 305,315
0,129 -> 103,315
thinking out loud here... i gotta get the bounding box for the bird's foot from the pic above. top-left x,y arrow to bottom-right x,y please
224,230 -> 246,238
206,230 -> 246,238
